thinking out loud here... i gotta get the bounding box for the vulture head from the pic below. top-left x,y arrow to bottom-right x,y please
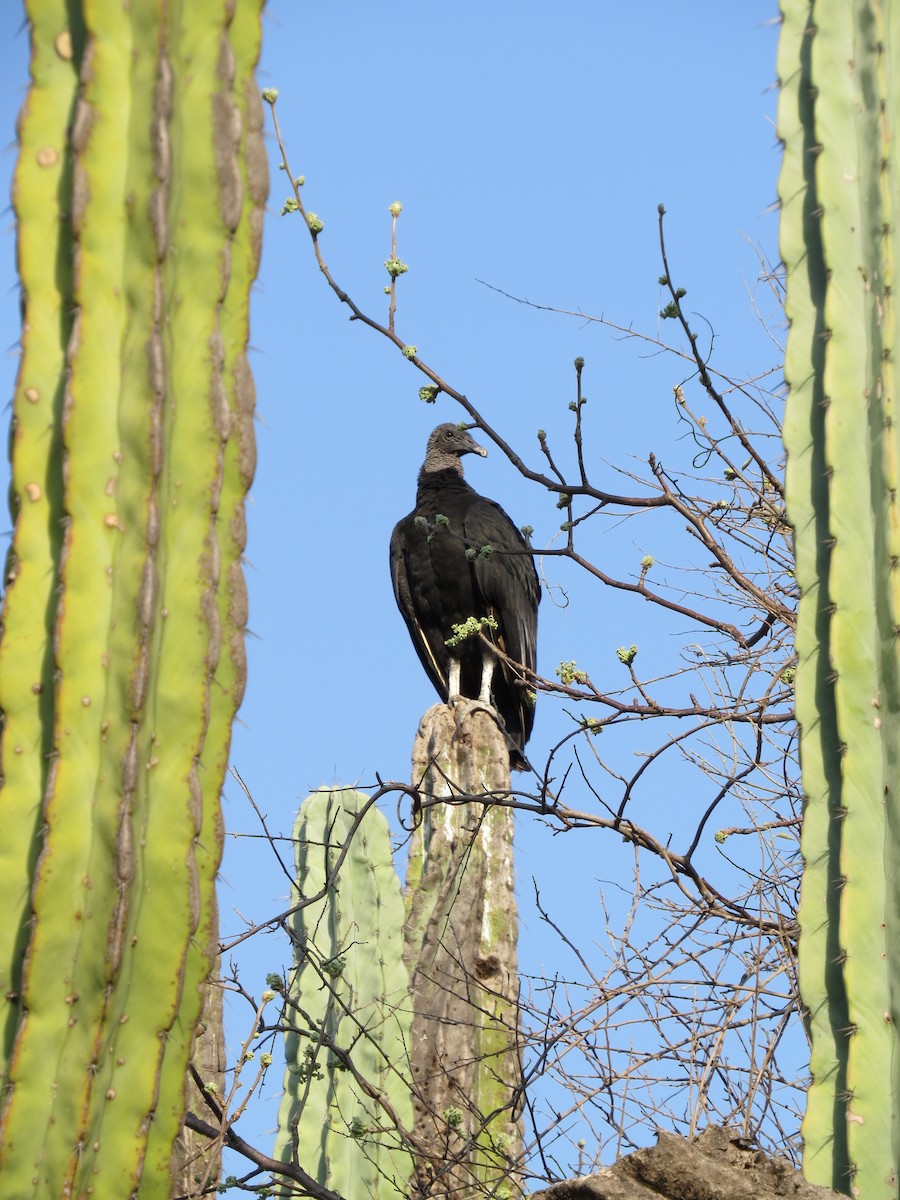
421,423 -> 488,476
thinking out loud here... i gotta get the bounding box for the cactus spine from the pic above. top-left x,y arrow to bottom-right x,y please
0,2 -> 266,1196
275,789 -> 414,1200
779,1 -> 900,1193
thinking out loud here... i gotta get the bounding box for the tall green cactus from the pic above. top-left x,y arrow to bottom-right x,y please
779,2 -> 900,1194
0,3 -> 266,1196
275,789 -> 414,1200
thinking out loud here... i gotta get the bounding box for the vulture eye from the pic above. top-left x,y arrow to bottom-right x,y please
444,430 -> 453,438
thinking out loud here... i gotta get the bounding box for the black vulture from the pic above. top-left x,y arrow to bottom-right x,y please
390,423 -> 540,769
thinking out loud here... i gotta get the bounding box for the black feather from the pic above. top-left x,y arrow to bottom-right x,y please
390,424 -> 540,769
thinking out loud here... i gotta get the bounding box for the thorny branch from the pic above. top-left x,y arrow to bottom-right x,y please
201,97 -> 802,1196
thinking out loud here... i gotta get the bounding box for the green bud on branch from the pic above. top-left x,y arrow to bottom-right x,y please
445,616 -> 498,647
556,661 -> 588,685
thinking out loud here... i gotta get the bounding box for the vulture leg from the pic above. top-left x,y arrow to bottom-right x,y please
448,656 -> 461,700
479,648 -> 496,705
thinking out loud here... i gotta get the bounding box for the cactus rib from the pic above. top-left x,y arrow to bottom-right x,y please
0,0 -> 83,1070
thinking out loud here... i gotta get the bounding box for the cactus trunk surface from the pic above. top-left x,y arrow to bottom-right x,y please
404,702 -> 523,1200
779,1 -> 900,1194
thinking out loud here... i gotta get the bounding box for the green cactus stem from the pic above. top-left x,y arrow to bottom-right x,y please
0,2 -> 266,1196
275,789 -> 414,1200
779,1 -> 900,1193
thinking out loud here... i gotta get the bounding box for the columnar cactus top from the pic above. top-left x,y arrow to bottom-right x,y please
275,789 -> 414,1200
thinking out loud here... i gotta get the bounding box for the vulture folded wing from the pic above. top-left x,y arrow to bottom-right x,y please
389,520 -> 451,699
465,498 -> 539,669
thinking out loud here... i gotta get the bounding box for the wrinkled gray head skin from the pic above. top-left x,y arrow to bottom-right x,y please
421,423 -> 488,475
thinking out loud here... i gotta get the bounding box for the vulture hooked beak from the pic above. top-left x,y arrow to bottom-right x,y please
463,431 -> 488,458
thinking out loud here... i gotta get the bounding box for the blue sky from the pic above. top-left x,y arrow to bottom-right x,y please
0,0 -> 789,1174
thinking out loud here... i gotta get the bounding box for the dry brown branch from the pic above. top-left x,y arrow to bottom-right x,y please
201,101 -> 801,1197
